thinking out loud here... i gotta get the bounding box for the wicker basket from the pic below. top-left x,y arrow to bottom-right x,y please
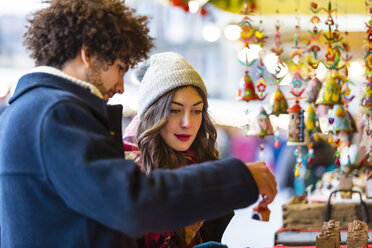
282,190 -> 371,229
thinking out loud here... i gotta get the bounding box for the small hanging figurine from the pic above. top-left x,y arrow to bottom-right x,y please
316,73 -> 344,105
237,70 -> 258,101
326,104 -> 352,133
305,77 -> 322,103
305,103 -> 321,142
245,107 -> 273,137
251,199 -> 271,222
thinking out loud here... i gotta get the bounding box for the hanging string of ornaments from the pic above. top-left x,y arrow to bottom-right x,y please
234,1 -> 273,222
286,0 -> 311,178
360,2 -> 372,168
314,0 -> 356,174
236,2 -> 273,164
304,1 -> 322,151
268,7 -> 289,150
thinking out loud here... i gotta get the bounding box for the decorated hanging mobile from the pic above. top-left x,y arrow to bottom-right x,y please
360,6 -> 372,167
287,2 -> 310,178
237,4 -> 273,163
304,2 -> 322,145
314,0 -> 357,172
237,6 -> 259,102
268,11 -> 289,149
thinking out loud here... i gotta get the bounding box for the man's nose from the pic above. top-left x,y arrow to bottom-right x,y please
115,79 -> 124,94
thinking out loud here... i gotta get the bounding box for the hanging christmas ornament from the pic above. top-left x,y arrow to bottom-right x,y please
315,73 -> 344,105
287,102 -> 310,145
293,147 -> 303,178
346,110 -> 358,133
326,104 -> 352,133
361,81 -> 372,110
305,1 -> 322,84
341,81 -> 355,105
271,84 -> 288,116
359,5 -> 372,168
287,0 -> 311,179
305,103 -> 321,141
237,70 -> 258,101
269,13 -> 288,117
237,5 -> 259,102
255,57 -> 268,101
306,142 -> 314,164
305,77 -> 322,103
245,107 -> 273,137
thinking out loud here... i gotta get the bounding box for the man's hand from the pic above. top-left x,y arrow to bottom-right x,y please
245,161 -> 277,206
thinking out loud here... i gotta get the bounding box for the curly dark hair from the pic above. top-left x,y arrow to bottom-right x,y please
136,86 -> 219,174
23,0 -> 154,68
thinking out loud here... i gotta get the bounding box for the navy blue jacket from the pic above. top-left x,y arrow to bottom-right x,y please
0,72 -> 258,247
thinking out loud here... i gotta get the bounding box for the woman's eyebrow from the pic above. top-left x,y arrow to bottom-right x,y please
171,101 -> 203,106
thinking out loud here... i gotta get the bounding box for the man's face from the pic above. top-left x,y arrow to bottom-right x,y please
84,59 -> 128,101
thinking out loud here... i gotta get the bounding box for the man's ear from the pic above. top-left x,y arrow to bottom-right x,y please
80,47 -> 91,68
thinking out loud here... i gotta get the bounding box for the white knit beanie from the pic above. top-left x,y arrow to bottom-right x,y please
135,52 -> 208,118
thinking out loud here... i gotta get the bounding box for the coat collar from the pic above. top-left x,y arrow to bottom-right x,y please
9,69 -> 107,115
29,66 -> 103,99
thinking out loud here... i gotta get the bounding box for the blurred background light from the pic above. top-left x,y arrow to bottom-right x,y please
202,23 -> 221,42
224,24 -> 242,41
349,61 -> 363,81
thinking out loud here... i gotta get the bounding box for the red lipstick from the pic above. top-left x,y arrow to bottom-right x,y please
175,134 -> 191,141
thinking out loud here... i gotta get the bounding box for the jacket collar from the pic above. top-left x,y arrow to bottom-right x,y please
29,66 -> 104,98
9,68 -> 107,115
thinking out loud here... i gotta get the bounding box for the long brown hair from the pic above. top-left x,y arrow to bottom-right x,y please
136,86 -> 219,174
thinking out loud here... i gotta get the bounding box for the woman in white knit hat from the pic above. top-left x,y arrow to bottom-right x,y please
123,52 -> 231,248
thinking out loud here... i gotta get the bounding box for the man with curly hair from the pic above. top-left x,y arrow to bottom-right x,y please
0,0 -> 277,247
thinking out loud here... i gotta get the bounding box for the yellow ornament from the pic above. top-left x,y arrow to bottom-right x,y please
294,167 -> 300,177
315,74 -> 343,105
328,134 -> 333,143
314,132 -> 319,141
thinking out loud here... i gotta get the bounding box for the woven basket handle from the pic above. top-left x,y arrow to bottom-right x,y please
323,189 -> 369,223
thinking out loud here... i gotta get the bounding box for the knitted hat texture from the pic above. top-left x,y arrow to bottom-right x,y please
136,52 -> 207,118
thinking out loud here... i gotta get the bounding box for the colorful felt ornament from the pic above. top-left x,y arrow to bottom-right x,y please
316,74 -> 343,105
305,104 -> 321,138
326,104 -> 352,133
361,81 -> 372,109
245,107 -> 273,137
305,77 -> 322,103
271,86 -> 288,116
287,102 -> 304,143
237,71 -> 258,102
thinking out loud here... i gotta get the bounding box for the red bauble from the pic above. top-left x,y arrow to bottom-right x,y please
200,7 -> 207,16
182,4 -> 189,12
274,140 -> 281,148
335,157 -> 340,166
307,157 -> 313,164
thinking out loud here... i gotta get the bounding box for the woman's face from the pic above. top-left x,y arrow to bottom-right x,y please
160,86 -> 204,152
